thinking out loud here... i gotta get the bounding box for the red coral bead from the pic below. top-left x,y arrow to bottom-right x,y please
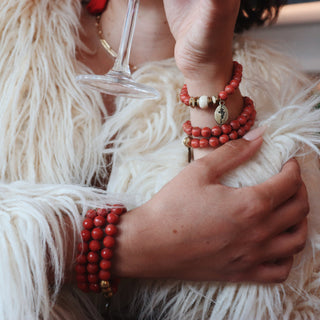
211,126 -> 222,136
76,274 -> 87,283
225,85 -> 235,95
81,229 -> 91,242
89,283 -> 101,293
105,224 -> 117,236
244,123 -> 251,132
230,80 -> 239,89
75,264 -> 86,274
111,206 -> 125,215
78,242 -> 89,254
87,251 -> 100,263
199,138 -> 209,148
107,213 -> 119,225
219,91 -> 228,100
87,263 -> 99,274
238,127 -> 246,136
100,259 -> 112,270
192,127 -> 201,137
86,209 -> 97,219
219,134 -> 229,144
201,127 -> 211,138
76,254 -> 87,265
101,248 -> 113,259
89,240 -> 101,252
243,106 -> 253,115
83,218 -> 94,230
103,236 -> 115,248
230,120 -> 240,130
209,137 -> 219,148
88,273 -> 99,284
91,227 -> 104,240
77,282 -> 89,292
183,125 -> 192,135
221,124 -> 232,134
97,208 -> 108,217
229,131 -> 238,140
86,0 -> 108,14
238,116 -> 247,125
94,216 -> 106,228
99,270 -> 111,281
191,139 -> 200,148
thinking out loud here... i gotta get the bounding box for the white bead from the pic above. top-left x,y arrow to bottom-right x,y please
198,96 -> 208,109
212,96 -> 217,104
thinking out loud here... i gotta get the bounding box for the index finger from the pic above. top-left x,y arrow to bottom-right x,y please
252,159 -> 302,210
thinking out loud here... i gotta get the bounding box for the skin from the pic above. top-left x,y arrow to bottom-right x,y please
76,0 -> 309,283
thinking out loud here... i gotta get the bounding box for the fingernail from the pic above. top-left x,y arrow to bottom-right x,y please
243,126 -> 266,141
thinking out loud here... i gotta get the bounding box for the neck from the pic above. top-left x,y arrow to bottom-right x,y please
101,0 -> 175,66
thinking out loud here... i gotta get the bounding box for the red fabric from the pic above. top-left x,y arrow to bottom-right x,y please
86,0 -> 108,14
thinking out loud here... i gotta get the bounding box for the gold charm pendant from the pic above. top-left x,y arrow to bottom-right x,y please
214,100 -> 229,125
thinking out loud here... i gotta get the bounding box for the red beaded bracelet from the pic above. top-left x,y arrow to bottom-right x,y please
85,0 -> 108,14
183,96 -> 256,149
180,61 -> 243,109
75,204 -> 127,300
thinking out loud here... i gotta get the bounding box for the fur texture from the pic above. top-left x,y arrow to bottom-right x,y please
0,0 -> 320,319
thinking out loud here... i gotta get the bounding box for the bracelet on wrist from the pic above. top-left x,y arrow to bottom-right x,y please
75,204 -> 127,303
180,61 -> 243,125
183,96 -> 256,149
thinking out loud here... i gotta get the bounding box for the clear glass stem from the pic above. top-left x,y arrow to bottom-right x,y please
113,0 -> 139,75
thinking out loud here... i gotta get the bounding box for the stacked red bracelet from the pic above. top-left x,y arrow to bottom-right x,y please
180,61 -> 243,125
75,204 -> 127,300
183,96 -> 256,149
180,61 -> 242,108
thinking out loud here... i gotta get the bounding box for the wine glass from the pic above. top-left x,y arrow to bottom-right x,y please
77,0 -> 160,100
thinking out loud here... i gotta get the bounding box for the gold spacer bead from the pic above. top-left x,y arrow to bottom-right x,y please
183,136 -> 192,148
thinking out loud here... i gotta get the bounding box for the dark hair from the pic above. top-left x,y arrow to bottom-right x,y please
235,0 -> 287,33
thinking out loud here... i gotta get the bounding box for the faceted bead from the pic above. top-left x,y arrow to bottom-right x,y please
211,126 -> 222,136
87,263 -> 99,274
101,248 -> 113,259
219,134 -> 229,144
76,254 -> 87,265
201,127 -> 211,138
83,218 -> 94,230
107,213 -> 119,225
91,227 -> 104,240
105,224 -> 117,236
81,229 -> 91,242
229,131 -> 238,140
87,251 -> 100,264
89,240 -> 101,252
199,138 -> 209,148
190,139 -> 200,149
230,120 -> 240,130
99,270 -> 111,281
209,137 -> 219,148
192,127 -> 201,137
100,259 -> 112,270
221,124 -> 232,134
86,209 -> 97,220
198,96 -> 209,109
103,236 -> 115,248
94,216 -> 106,228
97,208 -> 108,217
88,273 -> 100,284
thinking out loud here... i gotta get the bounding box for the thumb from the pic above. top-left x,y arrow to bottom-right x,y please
196,126 -> 265,179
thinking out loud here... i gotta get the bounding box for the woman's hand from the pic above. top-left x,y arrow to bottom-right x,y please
163,0 -> 240,89
114,135 -> 309,283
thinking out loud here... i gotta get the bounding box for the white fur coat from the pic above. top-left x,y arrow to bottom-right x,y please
0,1 -> 319,320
